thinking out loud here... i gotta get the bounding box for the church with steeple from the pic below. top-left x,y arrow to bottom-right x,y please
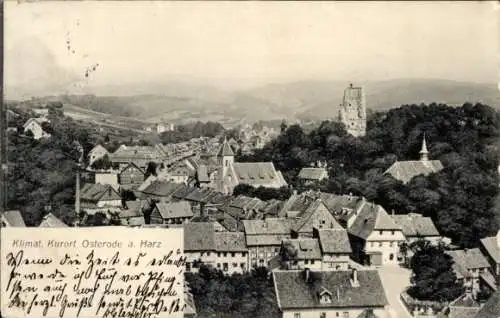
384,134 -> 444,184
338,83 -> 367,137
212,138 -> 288,195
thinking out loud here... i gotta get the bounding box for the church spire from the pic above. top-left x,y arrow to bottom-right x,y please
419,133 -> 429,161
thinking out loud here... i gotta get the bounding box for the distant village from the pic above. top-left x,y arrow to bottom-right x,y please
2,83 -> 499,318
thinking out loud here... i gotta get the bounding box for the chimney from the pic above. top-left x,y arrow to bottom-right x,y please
75,162 -> 81,223
304,268 -> 310,283
351,268 -> 359,287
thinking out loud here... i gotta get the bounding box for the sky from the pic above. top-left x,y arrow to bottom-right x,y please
4,1 -> 499,96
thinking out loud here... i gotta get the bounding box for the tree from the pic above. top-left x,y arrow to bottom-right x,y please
90,154 -> 113,170
407,240 -> 463,302
279,242 -> 298,269
145,161 -> 158,178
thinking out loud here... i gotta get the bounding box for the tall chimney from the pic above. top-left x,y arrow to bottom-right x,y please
75,161 -> 81,225
351,268 -> 359,287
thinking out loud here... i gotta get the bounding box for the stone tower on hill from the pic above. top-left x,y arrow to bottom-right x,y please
338,83 -> 366,137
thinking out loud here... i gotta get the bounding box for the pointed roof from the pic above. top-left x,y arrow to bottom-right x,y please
420,134 -> 429,155
348,203 -> 402,239
218,137 -> 234,157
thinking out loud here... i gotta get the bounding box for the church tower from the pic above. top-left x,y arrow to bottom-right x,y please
419,134 -> 429,162
338,83 -> 366,137
218,137 -> 234,176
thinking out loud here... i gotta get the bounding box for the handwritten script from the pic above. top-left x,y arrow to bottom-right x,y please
1,227 -> 186,318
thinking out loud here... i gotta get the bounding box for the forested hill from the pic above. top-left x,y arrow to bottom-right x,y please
240,102 -> 500,248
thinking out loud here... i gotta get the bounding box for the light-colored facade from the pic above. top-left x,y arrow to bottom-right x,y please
338,84 -> 366,137
88,145 -> 109,166
281,308 -> 388,318
94,171 -> 119,189
364,230 -> 406,266
23,118 -> 50,140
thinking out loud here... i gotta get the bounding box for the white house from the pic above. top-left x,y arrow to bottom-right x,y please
23,118 -> 51,140
273,268 -> 390,318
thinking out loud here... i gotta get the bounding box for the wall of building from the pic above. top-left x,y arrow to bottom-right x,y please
96,199 -> 122,208
26,122 -> 49,140
282,306 -> 387,318
297,259 -> 322,270
95,173 -> 119,189
185,251 -> 217,273
249,245 -> 281,268
322,254 -> 350,271
214,251 -> 248,275
365,230 -> 405,265
297,204 -> 340,236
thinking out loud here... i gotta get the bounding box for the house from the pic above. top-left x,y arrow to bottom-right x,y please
184,222 -> 248,275
184,222 -> 217,273
474,288 -> 500,318
1,210 -> 26,227
314,227 -> 352,271
273,268 -> 389,318
88,145 -> 109,166
214,231 -> 248,274
23,117 -> 51,139
225,195 -> 265,220
444,292 -> 481,318
384,135 -> 443,184
167,164 -> 194,184
479,231 -> 500,279
243,218 -> 294,268
196,165 -> 211,187
119,200 -> 149,226
80,183 -> 122,215
298,162 -> 329,184
289,199 -> 343,238
347,203 -> 405,266
281,238 -> 323,270
118,162 -> 146,190
213,138 -> 287,194
109,145 -> 166,169
150,201 -> 193,224
391,213 -> 441,245
93,169 -> 120,190
446,248 -> 491,295
39,213 -> 68,228
139,180 -> 187,200
184,284 -> 197,318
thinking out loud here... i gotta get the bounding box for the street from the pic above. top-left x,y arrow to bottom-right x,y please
378,266 -> 413,318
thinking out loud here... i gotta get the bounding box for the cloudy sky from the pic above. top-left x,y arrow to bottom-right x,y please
4,1 -> 499,96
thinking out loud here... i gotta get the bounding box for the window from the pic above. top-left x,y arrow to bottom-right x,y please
343,312 -> 349,318
391,231 -> 395,235
274,248 -> 279,252
321,220 -> 326,224
217,263 -> 221,268
233,263 -> 238,268
294,314 -> 301,318
379,230 -> 383,235
207,252 -> 211,256
379,242 -> 383,247
223,252 -> 227,257
217,252 -> 221,257
305,260 -> 309,264
320,313 -> 326,318
311,260 -> 315,265
240,263 -> 246,268
231,253 -> 235,257
242,252 -> 247,257
259,259 -> 264,264
389,253 -> 394,261
223,263 -> 228,271
389,242 -> 393,247
200,252 -> 204,256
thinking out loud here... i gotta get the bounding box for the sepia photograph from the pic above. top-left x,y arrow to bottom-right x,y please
1,1 -> 500,317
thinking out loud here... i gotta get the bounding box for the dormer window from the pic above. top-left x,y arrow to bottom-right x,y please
318,288 -> 332,304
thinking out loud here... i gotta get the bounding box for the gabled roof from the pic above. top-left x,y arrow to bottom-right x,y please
120,200 -> 149,218
80,183 -> 121,202
229,162 -> 288,188
154,201 -> 193,219
1,210 -> 26,227
317,228 -> 352,254
282,238 -> 322,260
184,222 -> 216,251
446,249 -> 490,278
475,289 -> 500,318
217,138 -> 235,157
392,213 -> 440,237
214,232 -> 247,252
273,270 -> 388,310
23,117 -> 47,129
292,200 -> 342,233
89,144 -> 108,155
243,218 -> 294,235
141,180 -> 186,197
348,203 -> 402,239
385,160 -> 444,184
298,167 -> 328,180
480,235 -> 500,263
39,213 -> 68,228
119,162 -> 145,175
